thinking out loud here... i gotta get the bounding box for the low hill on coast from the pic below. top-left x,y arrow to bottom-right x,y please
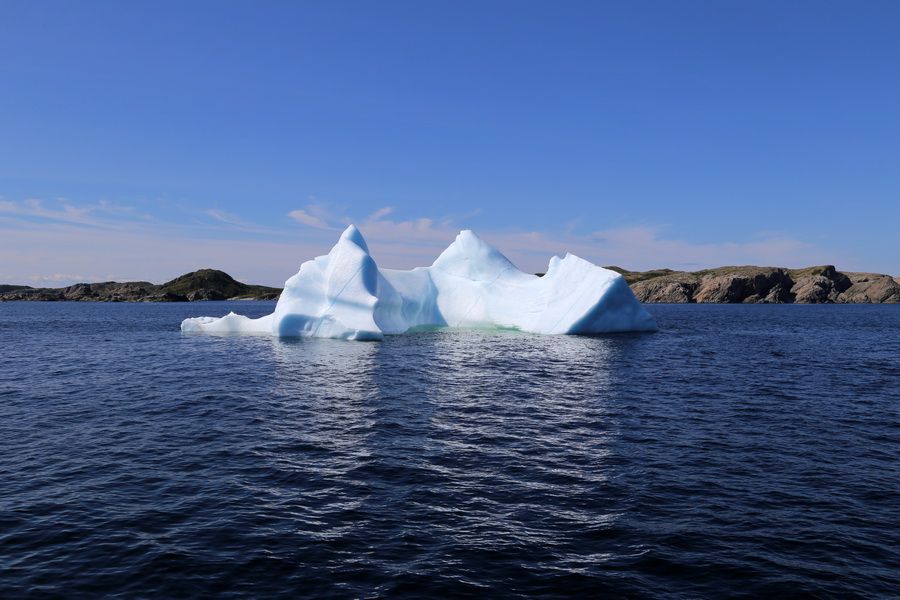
1,265 -> 898,303
0,269 -> 281,302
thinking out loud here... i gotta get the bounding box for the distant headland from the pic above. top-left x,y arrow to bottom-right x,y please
1,265 -> 898,304
0,269 -> 280,302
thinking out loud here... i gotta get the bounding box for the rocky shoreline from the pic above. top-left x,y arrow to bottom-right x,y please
0,269 -> 280,302
611,265 -> 900,304
2,265 -> 898,304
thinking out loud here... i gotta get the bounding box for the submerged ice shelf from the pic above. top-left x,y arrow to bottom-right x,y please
181,225 -> 657,340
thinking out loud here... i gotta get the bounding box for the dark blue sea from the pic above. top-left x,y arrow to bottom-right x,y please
1,302 -> 899,598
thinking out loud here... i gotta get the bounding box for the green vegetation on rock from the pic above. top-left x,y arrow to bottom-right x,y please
159,269 -> 281,300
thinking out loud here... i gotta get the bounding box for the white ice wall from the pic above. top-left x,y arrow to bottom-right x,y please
181,225 -> 657,340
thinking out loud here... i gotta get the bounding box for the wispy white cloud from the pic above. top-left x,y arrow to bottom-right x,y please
205,208 -> 252,227
0,197 -> 150,228
2,198 -> 95,224
367,206 -> 394,221
285,197 -> 346,230
287,208 -> 333,229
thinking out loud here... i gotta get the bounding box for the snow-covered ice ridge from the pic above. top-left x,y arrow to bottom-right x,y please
181,225 -> 657,340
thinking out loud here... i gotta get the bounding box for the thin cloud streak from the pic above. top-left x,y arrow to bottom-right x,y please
205,209 -> 253,228
0,197 -> 150,228
287,209 -> 330,229
286,202 -> 340,230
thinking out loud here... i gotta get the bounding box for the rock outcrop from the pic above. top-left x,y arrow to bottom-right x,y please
627,273 -> 699,304
0,284 -> 31,293
619,265 -> 898,304
840,272 -> 900,303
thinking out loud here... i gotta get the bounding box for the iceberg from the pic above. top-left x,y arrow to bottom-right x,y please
181,225 -> 657,340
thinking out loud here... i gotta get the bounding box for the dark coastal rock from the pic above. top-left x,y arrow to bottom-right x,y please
93,282 -> 159,301
839,273 -> 900,304
693,267 -> 793,304
0,288 -> 65,301
622,266 -> 799,304
616,263 -> 896,304
786,266 -> 852,303
694,274 -> 750,303
630,274 -> 699,303
760,280 -> 795,303
144,292 -> 189,302
62,283 -> 97,300
55,281 -> 161,302
0,269 -> 280,302
186,289 -> 227,301
791,275 -> 839,303
0,284 -> 32,293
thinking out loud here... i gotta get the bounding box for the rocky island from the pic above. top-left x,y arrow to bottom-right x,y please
2,265 -> 898,304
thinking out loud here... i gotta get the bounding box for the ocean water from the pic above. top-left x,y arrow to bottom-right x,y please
1,301 -> 899,598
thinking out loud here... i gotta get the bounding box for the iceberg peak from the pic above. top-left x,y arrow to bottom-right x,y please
182,224 -> 657,339
338,223 -> 370,254
432,229 -> 518,281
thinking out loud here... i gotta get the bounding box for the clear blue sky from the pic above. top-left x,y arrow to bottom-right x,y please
1,0 -> 898,286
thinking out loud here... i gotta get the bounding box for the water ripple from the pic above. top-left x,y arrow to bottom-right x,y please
1,302 -> 899,597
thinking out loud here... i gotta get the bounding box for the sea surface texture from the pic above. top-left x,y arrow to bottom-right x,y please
1,302 -> 899,598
